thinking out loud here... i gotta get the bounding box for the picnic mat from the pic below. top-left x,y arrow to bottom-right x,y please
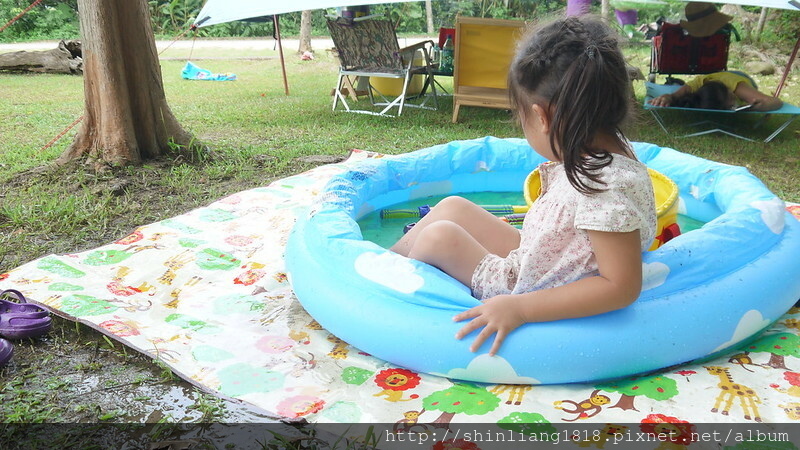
4,149 -> 800,430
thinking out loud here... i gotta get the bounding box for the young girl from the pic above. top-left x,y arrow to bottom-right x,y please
390,16 -> 657,356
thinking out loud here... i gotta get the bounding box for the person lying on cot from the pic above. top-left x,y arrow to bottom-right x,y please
648,71 -> 783,112
390,16 -> 657,355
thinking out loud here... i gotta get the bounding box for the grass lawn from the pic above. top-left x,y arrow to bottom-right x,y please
0,35 -> 798,427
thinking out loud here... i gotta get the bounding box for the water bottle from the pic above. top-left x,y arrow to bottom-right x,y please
440,36 -> 454,75
430,45 -> 440,66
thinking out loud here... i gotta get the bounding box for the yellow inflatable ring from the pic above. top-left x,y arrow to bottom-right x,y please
524,167 -> 680,250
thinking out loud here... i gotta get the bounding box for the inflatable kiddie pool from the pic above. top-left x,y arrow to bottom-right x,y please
285,137 -> 800,384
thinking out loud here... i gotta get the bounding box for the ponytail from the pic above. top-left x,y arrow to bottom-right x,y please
509,16 -> 633,194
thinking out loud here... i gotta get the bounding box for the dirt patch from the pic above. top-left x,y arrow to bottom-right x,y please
1,152 -> 294,270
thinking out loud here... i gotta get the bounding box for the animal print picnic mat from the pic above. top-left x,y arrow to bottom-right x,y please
4,149 -> 800,438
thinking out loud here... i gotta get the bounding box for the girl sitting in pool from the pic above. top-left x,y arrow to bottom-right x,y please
390,16 -> 657,355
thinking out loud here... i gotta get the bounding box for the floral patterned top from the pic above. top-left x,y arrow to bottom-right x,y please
471,154 -> 657,300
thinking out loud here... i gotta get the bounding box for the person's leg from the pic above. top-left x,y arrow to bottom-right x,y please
406,220 -> 489,286
390,196 -> 521,258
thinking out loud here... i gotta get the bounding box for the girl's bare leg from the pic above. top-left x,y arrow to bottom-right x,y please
408,220 -> 491,285
390,195 -> 520,260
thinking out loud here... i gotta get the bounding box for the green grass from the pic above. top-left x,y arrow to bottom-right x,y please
1,373 -> 63,422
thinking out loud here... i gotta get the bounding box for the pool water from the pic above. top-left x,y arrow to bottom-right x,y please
678,214 -> 705,233
358,192 -> 520,248
358,193 -> 706,249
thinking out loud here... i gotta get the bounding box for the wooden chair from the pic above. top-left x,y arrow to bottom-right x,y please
327,17 -> 438,117
451,16 -> 526,123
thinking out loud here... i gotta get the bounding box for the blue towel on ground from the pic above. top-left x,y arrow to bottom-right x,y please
181,61 -> 236,81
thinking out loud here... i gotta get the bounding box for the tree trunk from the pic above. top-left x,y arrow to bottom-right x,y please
427,410 -> 455,428
756,8 -> 768,42
767,353 -> 788,370
601,0 -> 610,22
609,394 -> 639,411
0,40 -> 83,74
425,0 -> 434,34
60,0 -> 195,167
298,10 -> 313,54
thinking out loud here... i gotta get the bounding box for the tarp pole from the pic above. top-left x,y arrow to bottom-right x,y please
774,33 -> 800,98
275,14 -> 290,96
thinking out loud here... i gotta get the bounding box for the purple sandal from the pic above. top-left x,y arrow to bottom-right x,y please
0,313 -> 52,339
0,289 -> 48,316
0,289 -> 52,339
0,338 -> 12,367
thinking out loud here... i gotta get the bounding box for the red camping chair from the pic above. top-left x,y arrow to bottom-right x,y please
649,22 -> 731,82
438,27 -> 455,49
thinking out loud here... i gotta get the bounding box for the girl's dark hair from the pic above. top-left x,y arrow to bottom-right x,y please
672,81 -> 730,110
508,16 -> 632,194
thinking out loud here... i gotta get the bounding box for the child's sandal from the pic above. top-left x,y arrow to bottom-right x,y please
0,289 -> 48,316
0,338 -> 13,367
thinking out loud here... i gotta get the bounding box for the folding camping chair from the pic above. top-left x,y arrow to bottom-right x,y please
649,22 -> 732,83
326,17 -> 438,117
644,81 -> 800,143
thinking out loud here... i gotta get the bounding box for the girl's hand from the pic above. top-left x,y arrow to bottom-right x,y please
453,230 -> 643,356
453,294 -> 527,355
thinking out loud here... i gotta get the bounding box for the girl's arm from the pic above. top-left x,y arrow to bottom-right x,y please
733,82 -> 783,112
454,229 -> 643,355
648,85 -> 692,107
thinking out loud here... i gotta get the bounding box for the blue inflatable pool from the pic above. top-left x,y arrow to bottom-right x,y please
285,137 -> 800,384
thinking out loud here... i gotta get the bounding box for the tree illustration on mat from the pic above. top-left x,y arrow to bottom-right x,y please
596,374 -> 678,411
498,412 -> 557,439
744,333 -> 800,370
422,383 -> 501,425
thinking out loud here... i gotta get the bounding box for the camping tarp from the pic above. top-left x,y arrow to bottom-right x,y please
195,1 -> 406,27
194,0 -> 800,27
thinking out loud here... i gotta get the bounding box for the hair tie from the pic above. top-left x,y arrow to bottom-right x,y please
585,44 -> 597,59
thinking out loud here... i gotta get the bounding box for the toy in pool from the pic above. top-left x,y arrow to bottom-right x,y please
285,136 -> 800,384
524,166 -> 680,250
